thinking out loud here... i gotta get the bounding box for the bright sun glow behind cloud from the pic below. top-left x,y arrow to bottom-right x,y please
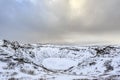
69,0 -> 86,19
69,0 -> 86,9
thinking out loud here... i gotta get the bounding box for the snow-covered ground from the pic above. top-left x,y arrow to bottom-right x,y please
0,40 -> 120,80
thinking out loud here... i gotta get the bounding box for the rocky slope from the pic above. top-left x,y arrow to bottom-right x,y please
0,40 -> 120,80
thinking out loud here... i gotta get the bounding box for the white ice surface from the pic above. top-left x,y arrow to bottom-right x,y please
42,58 -> 78,71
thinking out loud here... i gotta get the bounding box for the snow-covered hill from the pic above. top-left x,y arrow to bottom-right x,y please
0,40 -> 120,80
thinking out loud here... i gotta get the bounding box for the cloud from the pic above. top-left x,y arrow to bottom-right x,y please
0,0 -> 120,43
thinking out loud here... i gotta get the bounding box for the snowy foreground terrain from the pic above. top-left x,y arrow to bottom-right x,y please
0,40 -> 120,80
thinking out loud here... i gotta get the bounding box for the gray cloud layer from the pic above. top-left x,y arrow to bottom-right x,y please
0,0 -> 120,43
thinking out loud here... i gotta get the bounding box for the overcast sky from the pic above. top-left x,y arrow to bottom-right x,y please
0,0 -> 120,44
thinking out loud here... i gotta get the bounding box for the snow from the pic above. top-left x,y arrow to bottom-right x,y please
42,58 -> 78,71
0,40 -> 3,45
0,40 -> 120,79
